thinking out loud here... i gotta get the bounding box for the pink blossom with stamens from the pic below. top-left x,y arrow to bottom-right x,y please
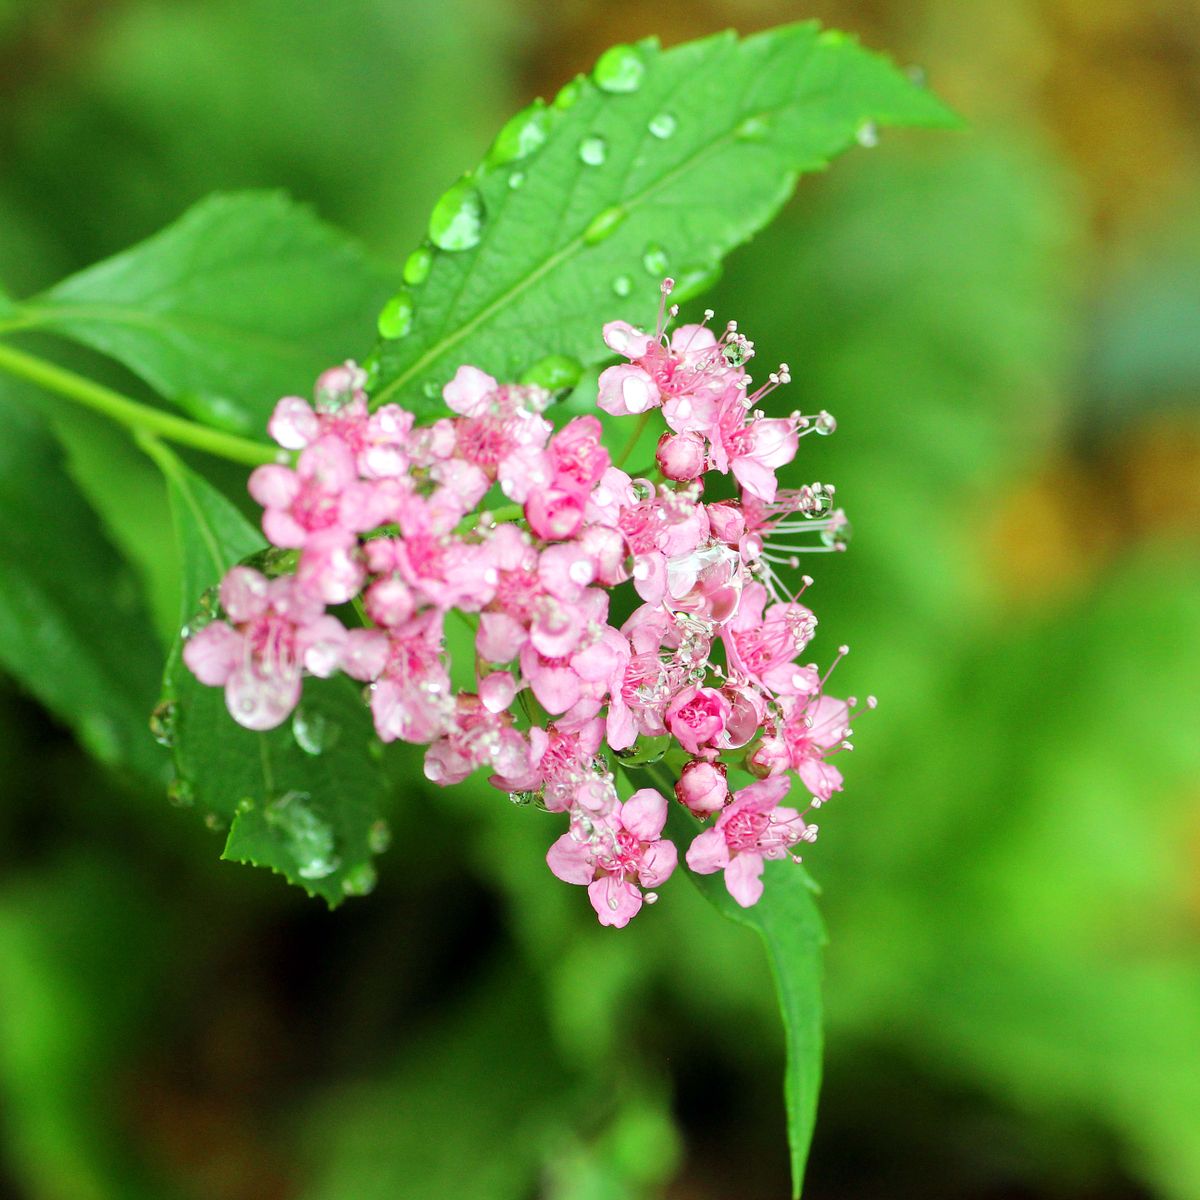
685,777 -> 810,907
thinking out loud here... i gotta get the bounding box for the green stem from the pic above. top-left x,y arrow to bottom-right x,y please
454,502 -> 524,535
613,410 -> 654,470
0,341 -> 276,467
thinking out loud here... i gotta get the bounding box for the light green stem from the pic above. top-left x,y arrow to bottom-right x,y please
0,340 -> 276,467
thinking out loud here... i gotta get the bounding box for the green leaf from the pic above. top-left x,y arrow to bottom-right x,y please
654,765 -> 824,1198
25,192 -> 393,433
371,23 -> 956,409
151,443 -> 390,906
0,389 -> 168,783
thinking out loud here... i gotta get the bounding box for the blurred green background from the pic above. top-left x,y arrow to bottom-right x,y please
2,1 -> 1199,1198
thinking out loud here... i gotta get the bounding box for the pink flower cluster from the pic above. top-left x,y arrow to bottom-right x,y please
183,282 -> 871,926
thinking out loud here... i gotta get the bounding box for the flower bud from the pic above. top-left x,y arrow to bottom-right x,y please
675,759 -> 729,815
656,431 -> 706,481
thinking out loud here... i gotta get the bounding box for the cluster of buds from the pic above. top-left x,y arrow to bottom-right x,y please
183,281 -> 871,926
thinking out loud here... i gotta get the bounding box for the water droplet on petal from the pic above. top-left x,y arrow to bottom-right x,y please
648,112 -> 677,139
292,705 -> 339,755
341,863 -> 378,897
579,135 -> 608,166
583,204 -> 625,244
428,179 -> 486,251
520,354 -> 583,391
403,246 -> 433,286
594,43 -> 645,93
367,819 -> 392,854
487,101 -> 552,167
377,289 -> 414,340
855,120 -> 879,148
612,274 -> 633,297
149,700 -> 177,748
642,242 -> 669,275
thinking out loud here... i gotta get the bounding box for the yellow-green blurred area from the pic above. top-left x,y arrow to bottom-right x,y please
1,1 -> 1199,1198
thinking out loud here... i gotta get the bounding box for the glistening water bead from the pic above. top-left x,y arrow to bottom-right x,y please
403,246 -> 433,286
648,112 -> 677,139
487,101 -> 551,167
593,43 -> 645,93
428,179 -> 485,251
579,135 -> 607,166
377,289 -> 414,340
642,243 -> 669,275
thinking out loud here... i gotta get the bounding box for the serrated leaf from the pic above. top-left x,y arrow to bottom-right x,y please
654,766 -> 824,1198
152,445 -> 389,906
0,389 -> 168,783
372,22 -> 956,410
23,192 -> 393,433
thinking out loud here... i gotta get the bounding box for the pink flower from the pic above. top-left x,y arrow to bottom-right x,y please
685,777 -> 810,907
721,582 -> 816,693
675,760 -> 729,816
182,567 -> 346,731
546,788 -> 677,927
665,685 -> 730,755
656,431 -> 706,481
752,694 -> 850,801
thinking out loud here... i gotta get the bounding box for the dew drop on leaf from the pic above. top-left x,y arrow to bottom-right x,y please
583,204 -> 626,245
402,245 -> 433,286
735,114 -> 770,141
521,354 -> 583,391
265,790 -> 340,880
367,819 -> 392,854
292,705 -> 339,755
487,101 -> 551,167
377,289 -> 415,340
422,380 -> 441,399
149,699 -> 177,748
553,75 -> 584,110
341,863 -> 378,897
593,43 -> 645,94
642,242 -> 669,275
508,170 -> 525,190
428,179 -> 486,251
648,112 -> 677,139
578,135 -> 608,166
612,275 -> 633,297
855,120 -> 879,148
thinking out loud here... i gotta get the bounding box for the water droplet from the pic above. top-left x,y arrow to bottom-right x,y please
487,101 -> 551,167
520,354 -> 583,392
292,705 -> 339,755
578,135 -> 608,166
594,43 -> 645,94
403,245 -> 433,286
428,179 -> 485,251
235,796 -> 255,814
149,700 -> 177,748
367,819 -> 392,854
583,204 -> 625,244
265,791 -> 340,880
167,777 -> 194,808
377,289 -> 414,340
613,733 -> 671,766
644,891 -> 659,904
814,410 -> 837,436
736,114 -> 770,141
647,112 -> 676,139
508,170 -> 525,190
642,242 -> 669,275
612,274 -> 632,297
341,863 -> 378,897
822,519 -> 853,550
422,380 -> 441,399
855,120 -> 879,148
554,76 -> 584,110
